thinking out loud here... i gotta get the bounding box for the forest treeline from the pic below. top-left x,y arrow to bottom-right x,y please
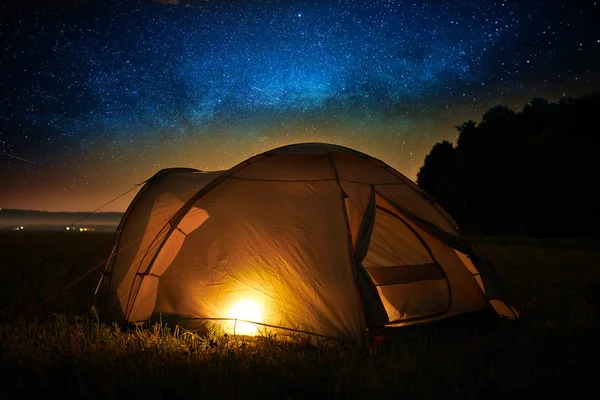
416,93 -> 599,238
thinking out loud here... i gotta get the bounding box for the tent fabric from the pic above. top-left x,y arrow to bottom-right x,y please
96,142 -> 518,344
95,169 -> 225,321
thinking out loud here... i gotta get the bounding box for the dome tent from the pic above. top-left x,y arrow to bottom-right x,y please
95,143 -> 518,344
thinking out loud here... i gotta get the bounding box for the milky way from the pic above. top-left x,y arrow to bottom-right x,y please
1,0 -> 599,211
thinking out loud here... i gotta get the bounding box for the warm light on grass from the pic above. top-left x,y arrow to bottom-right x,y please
228,299 -> 263,336
2,232 -> 600,398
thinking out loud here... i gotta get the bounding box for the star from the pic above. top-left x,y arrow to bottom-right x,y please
0,0 -> 597,211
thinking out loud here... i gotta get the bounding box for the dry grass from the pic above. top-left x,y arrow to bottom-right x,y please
1,231 -> 599,398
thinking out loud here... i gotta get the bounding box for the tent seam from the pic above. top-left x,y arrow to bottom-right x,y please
326,152 -> 368,345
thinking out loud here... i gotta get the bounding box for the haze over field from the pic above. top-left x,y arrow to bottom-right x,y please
0,209 -> 122,231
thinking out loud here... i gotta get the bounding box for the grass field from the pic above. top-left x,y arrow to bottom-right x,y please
1,231 -> 599,398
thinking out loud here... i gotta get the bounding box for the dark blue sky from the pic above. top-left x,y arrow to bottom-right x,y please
1,0 -> 598,211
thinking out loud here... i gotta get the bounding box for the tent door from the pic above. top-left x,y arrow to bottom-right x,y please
362,196 -> 451,324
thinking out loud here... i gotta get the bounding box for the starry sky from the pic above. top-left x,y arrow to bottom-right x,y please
1,0 -> 599,212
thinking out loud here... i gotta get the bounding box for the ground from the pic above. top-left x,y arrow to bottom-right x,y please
0,231 -> 599,398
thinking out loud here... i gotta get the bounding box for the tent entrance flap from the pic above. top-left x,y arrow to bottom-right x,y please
362,198 -> 450,323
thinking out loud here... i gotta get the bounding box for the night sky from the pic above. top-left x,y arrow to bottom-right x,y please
1,0 -> 599,212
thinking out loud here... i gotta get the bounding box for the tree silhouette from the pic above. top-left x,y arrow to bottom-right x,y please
417,141 -> 456,204
417,93 -> 600,238
455,120 -> 477,149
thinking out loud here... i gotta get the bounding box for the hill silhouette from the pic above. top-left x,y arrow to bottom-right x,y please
417,93 -> 599,238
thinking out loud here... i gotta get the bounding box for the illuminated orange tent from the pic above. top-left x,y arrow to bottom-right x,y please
95,143 -> 518,344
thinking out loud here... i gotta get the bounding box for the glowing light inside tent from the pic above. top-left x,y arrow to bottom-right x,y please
227,299 -> 263,336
